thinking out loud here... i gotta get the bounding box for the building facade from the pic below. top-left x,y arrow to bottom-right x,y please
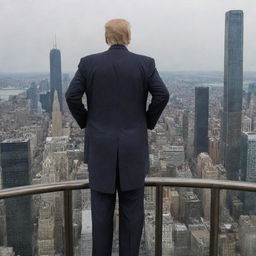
50,48 -> 62,114
0,138 -> 32,256
220,10 -> 244,181
241,132 -> 256,214
194,87 -> 209,157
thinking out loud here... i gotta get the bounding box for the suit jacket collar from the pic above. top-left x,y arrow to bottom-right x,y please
108,44 -> 128,51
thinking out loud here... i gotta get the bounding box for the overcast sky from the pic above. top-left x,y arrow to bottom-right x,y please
0,0 -> 255,73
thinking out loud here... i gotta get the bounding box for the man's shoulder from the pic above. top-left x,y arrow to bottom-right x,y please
80,49 -> 154,62
128,51 -> 154,63
80,50 -> 108,62
78,49 -> 155,72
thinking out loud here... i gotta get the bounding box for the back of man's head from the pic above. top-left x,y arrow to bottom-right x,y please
105,18 -> 131,46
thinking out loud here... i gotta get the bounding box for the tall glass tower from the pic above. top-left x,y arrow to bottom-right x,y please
220,10 -> 244,181
194,87 -> 209,157
50,47 -> 62,114
0,138 -> 32,256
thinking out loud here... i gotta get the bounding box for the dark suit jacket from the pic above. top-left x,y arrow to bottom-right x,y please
65,44 -> 169,193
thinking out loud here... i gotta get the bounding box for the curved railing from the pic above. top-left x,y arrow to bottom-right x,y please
1,177 -> 256,256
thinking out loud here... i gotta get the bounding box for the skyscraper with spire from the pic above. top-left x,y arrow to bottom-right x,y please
52,90 -> 63,136
50,39 -> 62,115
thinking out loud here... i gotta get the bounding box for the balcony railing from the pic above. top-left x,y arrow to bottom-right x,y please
1,177 -> 256,256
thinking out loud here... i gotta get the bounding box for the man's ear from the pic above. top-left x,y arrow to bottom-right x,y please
105,37 -> 109,45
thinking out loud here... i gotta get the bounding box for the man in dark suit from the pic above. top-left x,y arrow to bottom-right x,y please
65,18 -> 169,256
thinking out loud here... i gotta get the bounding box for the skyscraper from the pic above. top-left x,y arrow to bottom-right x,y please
0,138 -> 32,256
247,83 -> 256,109
27,82 -> 38,114
220,10 -> 244,181
241,132 -> 256,214
39,91 -> 51,113
50,47 -> 62,114
182,110 -> 189,160
52,90 -> 63,136
247,83 -> 256,129
208,137 -> 220,165
194,87 -> 209,156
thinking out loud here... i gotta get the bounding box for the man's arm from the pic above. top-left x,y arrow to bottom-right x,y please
65,59 -> 88,129
146,58 -> 169,130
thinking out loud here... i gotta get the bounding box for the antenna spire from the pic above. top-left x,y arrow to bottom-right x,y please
53,34 -> 57,49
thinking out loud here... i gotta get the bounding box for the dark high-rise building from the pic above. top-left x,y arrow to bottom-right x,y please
0,139 -> 32,256
220,10 -> 243,181
50,47 -> 62,114
194,87 -> 209,156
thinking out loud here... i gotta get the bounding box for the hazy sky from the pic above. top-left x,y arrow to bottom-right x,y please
0,0 -> 255,73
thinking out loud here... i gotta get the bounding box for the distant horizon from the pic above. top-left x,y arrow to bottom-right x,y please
1,1 -> 255,72
0,70 -> 256,75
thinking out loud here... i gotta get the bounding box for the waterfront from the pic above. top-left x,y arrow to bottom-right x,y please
0,88 -> 26,101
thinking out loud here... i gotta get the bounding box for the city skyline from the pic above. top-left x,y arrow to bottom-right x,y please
0,6 -> 256,255
0,1 -> 255,73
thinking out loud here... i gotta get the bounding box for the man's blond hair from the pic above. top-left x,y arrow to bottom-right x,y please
105,19 -> 131,45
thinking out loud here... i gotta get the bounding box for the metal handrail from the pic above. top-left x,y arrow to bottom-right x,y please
0,179 -> 89,199
1,177 -> 256,256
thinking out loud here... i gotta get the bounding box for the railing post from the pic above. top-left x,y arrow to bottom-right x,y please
64,190 -> 73,256
155,185 -> 163,256
210,188 -> 220,256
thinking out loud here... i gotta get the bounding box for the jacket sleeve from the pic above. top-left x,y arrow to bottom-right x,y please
65,59 -> 88,129
146,58 -> 169,130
